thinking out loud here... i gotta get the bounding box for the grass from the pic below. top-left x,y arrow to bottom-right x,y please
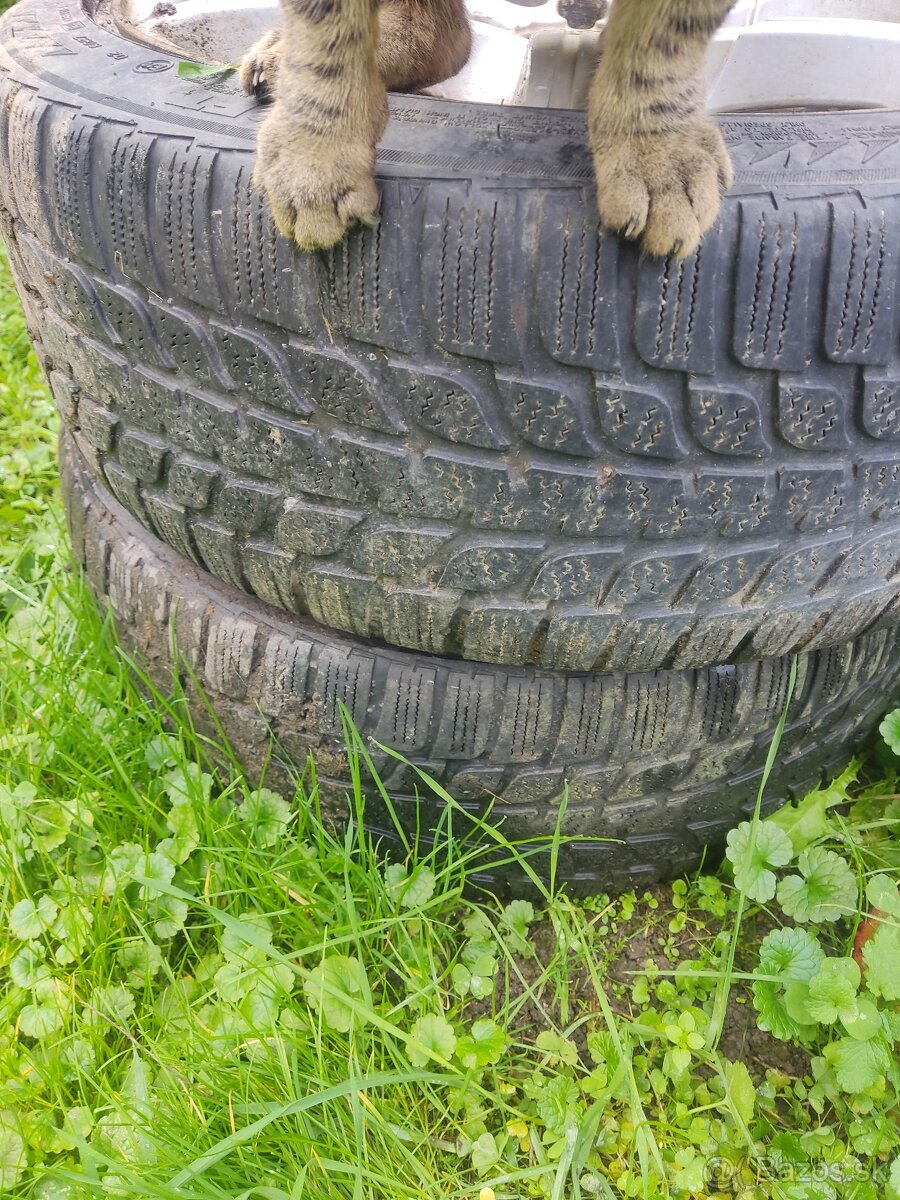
1,228 -> 900,1199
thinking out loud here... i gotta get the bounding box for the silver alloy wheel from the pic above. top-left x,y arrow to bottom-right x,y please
112,0 -> 900,111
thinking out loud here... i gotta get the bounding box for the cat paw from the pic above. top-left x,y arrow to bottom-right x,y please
254,105 -> 385,249
239,28 -> 282,102
591,120 -> 733,257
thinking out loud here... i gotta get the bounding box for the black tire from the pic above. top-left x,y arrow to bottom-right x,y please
62,433 -> 900,893
2,0 -> 900,672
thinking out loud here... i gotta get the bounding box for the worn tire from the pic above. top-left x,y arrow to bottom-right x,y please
61,434 -> 900,894
2,0 -> 900,672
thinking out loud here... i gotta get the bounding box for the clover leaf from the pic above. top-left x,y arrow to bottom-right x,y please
452,952 -> 496,1000
865,874 -> 900,916
841,995 -> 881,1041
723,1059 -> 755,1126
456,1019 -> 506,1069
804,958 -> 860,1025
878,708 -> 900,755
535,1029 -> 579,1067
470,1131 -> 500,1174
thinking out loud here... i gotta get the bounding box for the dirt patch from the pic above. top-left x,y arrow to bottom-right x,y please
717,988 -> 810,1078
477,885 -> 812,1084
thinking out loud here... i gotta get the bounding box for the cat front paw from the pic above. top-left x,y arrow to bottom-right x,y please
254,103 -> 386,250
590,119 -> 733,257
239,28 -> 282,102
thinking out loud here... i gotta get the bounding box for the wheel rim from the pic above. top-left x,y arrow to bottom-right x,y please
108,0 -> 900,112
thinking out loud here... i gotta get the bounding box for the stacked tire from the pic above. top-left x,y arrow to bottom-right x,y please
3,0 -> 900,891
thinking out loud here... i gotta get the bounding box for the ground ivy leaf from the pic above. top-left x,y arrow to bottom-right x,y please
151,894 -> 189,940
9,945 -> 52,989
221,912 -> 275,968
758,927 -> 825,978
238,787 -> 292,848
400,867 -> 435,910
20,978 -> 69,1039
63,1039 -> 97,1081
145,733 -> 179,771
27,798 -> 74,853
84,984 -> 135,1028
776,847 -> 858,923
155,834 -> 197,866
33,1175 -> 89,1199
878,708 -> 900,755
303,955 -> 369,1033
501,899 -> 535,953
463,909 -> 494,942
408,1013 -> 456,1067
52,901 -> 94,965
383,862 -> 407,902
803,957 -> 860,1026
117,941 -> 163,988
105,843 -> 145,892
163,762 -> 212,805
725,820 -> 793,901
214,961 -> 252,1003
9,895 -> 58,940
537,1075 -> 582,1138
138,851 -> 176,899
165,797 -> 200,843
862,921 -> 900,1001
823,1035 -> 891,1093
752,927 -> 825,1041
